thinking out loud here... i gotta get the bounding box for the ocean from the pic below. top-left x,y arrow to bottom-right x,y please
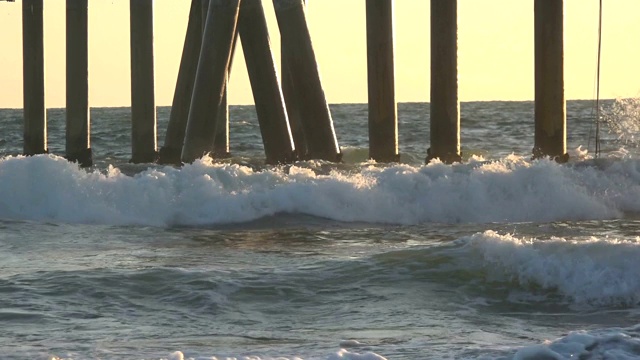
2,100 -> 640,360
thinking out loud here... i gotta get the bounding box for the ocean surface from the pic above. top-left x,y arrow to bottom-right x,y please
2,100 -> 640,360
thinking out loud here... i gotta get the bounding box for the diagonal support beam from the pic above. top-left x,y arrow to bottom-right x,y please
273,0 -> 341,162
159,0 -> 205,165
238,0 -> 295,164
182,0 -> 240,163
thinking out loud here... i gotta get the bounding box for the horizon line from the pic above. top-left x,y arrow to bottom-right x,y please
0,98 -> 623,111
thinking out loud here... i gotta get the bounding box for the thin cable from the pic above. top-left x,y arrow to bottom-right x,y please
595,0 -> 603,157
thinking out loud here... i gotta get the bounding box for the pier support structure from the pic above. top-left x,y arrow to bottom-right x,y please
211,74 -> 231,158
274,0 -> 341,162
207,32 -> 236,159
281,0 -> 307,159
66,0 -> 92,167
158,0 -> 204,165
201,0 -> 233,159
366,0 -> 398,162
428,0 -> 460,164
22,0 -> 47,155
130,0 -> 157,163
238,0 -> 295,164
534,0 -> 567,161
182,0 -> 240,163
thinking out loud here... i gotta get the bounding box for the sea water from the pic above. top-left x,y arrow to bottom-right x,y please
2,101 -> 640,360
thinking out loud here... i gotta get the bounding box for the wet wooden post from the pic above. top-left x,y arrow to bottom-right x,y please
158,0 -> 204,165
22,0 -> 47,155
534,0 -> 567,161
428,0 -> 461,164
181,0 -> 240,163
281,0 -> 307,159
66,0 -> 92,167
238,0 -> 295,164
130,0 -> 157,163
366,0 -> 398,162
273,0 -> 341,162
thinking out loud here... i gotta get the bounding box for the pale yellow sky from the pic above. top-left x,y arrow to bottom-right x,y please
0,0 -> 639,108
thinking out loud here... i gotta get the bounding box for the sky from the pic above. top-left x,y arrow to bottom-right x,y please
0,0 -> 639,108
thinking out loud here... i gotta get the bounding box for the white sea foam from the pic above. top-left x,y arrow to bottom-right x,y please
451,230 -> 640,306
49,348 -> 386,360
514,325 -> 640,360
2,153 -> 640,226
326,349 -> 387,360
158,349 -> 385,360
44,329 -> 640,360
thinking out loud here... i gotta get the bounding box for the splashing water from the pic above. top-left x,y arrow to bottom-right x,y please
602,97 -> 640,145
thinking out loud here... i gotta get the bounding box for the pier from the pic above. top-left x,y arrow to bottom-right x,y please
7,0 -> 569,165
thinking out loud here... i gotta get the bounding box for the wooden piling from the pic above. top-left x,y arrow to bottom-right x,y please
201,0 -> 209,28
66,0 -> 92,167
181,0 -> 240,163
201,0 -> 232,159
210,33 -> 237,158
238,0 -> 295,164
130,0 -> 157,163
281,0 -> 307,159
211,87 -> 231,157
366,0 -> 398,163
534,0 -> 567,161
428,0 -> 460,164
273,0 -> 341,162
22,0 -> 47,155
281,53 -> 306,160
158,0 -> 204,165
206,77 -> 231,157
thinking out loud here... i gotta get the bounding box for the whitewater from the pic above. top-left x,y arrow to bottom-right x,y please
2,152 -> 640,226
3,100 -> 640,359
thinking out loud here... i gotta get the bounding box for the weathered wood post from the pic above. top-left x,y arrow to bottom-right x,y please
130,0 -> 157,163
428,0 -> 460,164
22,0 -> 47,155
181,0 -> 240,163
366,0 -> 398,162
238,0 -> 295,164
534,0 -> 567,162
158,0 -> 204,165
281,0 -> 307,159
66,0 -> 92,167
273,0 -> 341,162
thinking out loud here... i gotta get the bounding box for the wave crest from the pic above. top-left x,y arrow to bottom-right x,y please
2,154 -> 640,226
